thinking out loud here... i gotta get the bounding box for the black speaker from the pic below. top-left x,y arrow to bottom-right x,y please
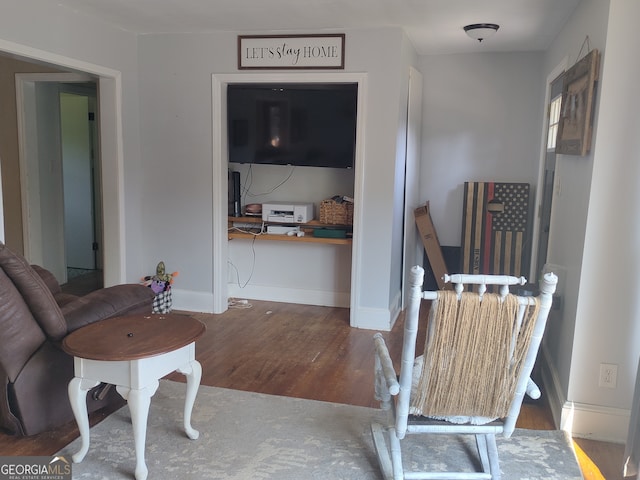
228,170 -> 241,217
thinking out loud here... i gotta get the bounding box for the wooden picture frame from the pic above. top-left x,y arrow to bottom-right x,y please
556,49 -> 600,156
238,34 -> 345,70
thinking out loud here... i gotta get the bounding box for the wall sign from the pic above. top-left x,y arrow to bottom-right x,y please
238,34 -> 345,70
556,48 -> 600,156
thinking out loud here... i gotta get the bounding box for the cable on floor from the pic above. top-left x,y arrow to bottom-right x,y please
228,298 -> 252,309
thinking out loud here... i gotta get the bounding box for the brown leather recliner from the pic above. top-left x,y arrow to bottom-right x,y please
0,241 -> 156,436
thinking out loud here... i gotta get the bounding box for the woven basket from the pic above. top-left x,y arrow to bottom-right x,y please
319,199 -> 354,225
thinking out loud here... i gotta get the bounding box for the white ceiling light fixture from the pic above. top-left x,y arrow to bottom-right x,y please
463,23 -> 500,42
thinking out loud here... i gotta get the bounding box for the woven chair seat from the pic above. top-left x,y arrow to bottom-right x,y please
410,355 -> 497,425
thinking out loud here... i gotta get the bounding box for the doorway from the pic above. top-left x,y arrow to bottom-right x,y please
1,40 -> 127,287
60,84 -> 102,274
15,73 -> 102,285
212,72 -> 367,323
535,73 -> 564,280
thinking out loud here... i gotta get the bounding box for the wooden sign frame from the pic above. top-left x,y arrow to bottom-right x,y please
238,34 -> 345,70
556,49 -> 600,156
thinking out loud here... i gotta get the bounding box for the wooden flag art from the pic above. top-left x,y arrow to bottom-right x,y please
461,182 -> 531,277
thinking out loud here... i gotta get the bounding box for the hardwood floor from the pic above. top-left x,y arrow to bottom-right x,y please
61,268 -> 104,296
0,295 -> 625,478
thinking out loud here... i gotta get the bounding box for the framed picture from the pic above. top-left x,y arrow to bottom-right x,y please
556,49 -> 600,156
238,34 -> 345,70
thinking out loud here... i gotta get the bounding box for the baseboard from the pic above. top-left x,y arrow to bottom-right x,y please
387,289 -> 402,330
539,344 -> 630,444
350,305 -> 398,331
349,289 -> 401,331
171,288 -> 215,313
538,345 -> 565,429
226,283 -> 351,308
171,286 -> 350,313
564,401 -> 629,444
170,285 -> 400,331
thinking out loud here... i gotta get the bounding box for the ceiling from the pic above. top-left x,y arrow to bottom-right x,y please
55,0 -> 582,55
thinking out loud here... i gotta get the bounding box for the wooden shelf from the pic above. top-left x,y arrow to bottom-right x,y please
228,232 -> 351,245
228,216 -> 352,245
228,215 -> 263,224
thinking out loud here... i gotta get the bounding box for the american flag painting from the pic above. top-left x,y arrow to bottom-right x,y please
461,182 -> 531,277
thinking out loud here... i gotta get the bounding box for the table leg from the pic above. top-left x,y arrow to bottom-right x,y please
177,360 -> 202,440
68,377 -> 99,463
116,381 -> 159,480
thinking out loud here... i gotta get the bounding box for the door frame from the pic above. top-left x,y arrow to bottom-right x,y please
15,73 -> 96,280
3,38 -> 126,285
531,58 -> 568,281
212,72 -> 367,323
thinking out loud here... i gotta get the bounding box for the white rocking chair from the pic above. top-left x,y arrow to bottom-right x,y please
371,265 -> 557,480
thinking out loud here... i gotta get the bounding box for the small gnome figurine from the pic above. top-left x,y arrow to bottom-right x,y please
142,261 -> 178,294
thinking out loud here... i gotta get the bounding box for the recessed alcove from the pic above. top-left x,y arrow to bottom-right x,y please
211,72 -> 367,326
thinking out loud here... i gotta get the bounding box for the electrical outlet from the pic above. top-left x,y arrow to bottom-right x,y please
599,363 -> 618,389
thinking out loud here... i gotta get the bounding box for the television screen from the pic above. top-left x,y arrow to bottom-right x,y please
227,83 -> 357,169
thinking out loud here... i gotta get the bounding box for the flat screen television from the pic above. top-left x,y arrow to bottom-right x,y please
227,83 -> 357,169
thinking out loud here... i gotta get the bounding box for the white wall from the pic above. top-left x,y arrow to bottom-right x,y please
576,0 -> 640,408
388,34 -> 419,308
536,0 -> 640,442
137,28 -> 411,327
34,82 -> 66,280
418,52 -> 544,247
540,0 -> 610,419
556,0 -> 640,442
0,3 -> 424,329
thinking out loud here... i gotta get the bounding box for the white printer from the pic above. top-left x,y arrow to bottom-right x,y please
262,202 -> 314,223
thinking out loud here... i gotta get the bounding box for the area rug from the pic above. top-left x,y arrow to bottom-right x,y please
58,380 -> 583,479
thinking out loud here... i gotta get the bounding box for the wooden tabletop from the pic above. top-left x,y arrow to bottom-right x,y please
62,313 -> 206,361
